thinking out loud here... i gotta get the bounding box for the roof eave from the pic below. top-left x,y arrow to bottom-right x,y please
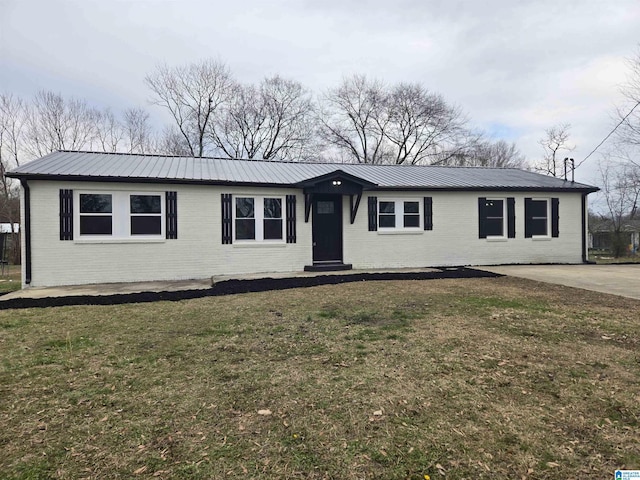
6,172 -> 600,193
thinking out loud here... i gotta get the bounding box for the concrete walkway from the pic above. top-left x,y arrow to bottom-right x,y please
2,264 -> 638,303
479,264 -> 640,300
0,267 -> 442,301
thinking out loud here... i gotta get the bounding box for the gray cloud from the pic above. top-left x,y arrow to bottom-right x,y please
1,0 -> 638,182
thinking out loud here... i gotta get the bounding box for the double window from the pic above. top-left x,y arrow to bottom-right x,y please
479,197 -> 558,239
77,192 -> 164,239
378,199 -> 421,231
234,196 -> 284,241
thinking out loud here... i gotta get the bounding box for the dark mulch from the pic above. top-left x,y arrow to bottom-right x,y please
0,267 -> 501,310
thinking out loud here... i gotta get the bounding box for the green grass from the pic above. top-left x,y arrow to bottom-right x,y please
0,264 -> 21,294
1,276 -> 639,479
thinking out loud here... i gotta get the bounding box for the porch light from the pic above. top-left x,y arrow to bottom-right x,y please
332,180 -> 342,186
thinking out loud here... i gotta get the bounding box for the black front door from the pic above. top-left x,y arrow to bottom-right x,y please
312,195 -> 343,262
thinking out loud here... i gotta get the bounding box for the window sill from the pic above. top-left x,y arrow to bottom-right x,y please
531,236 -> 552,241
75,237 -> 166,244
485,237 -> 508,242
377,229 -> 424,235
232,242 -> 287,248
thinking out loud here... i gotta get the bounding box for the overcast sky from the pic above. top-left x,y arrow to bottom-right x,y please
1,0 -> 639,184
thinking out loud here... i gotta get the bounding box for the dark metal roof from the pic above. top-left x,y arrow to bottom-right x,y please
7,150 -> 599,192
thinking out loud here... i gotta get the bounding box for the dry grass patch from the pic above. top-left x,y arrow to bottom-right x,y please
0,277 -> 639,479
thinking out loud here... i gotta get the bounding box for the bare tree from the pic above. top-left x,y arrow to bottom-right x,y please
318,75 -> 390,164
384,83 -> 467,165
145,59 -> 234,157
596,158 -> 640,256
0,94 -> 26,168
155,126 -> 192,156
24,90 -> 97,157
122,107 -> 154,154
92,108 -> 122,153
446,138 -> 526,168
210,76 -> 316,161
0,93 -> 27,263
535,123 -> 574,177
318,75 -> 469,165
617,49 -> 640,147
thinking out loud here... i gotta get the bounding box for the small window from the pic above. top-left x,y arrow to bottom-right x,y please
525,198 -> 553,238
316,201 -> 334,215
79,193 -> 112,235
263,198 -> 283,240
529,199 -> 548,236
130,194 -> 162,235
235,197 -> 255,240
484,199 -> 504,237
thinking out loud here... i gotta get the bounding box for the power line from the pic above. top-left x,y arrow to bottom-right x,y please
575,100 -> 640,169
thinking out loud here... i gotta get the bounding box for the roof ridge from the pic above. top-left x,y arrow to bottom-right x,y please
57,150 -> 518,170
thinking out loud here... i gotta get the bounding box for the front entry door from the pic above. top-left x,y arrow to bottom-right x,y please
312,195 -> 343,262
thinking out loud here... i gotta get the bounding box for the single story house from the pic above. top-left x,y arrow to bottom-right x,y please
589,217 -> 640,255
6,150 -> 599,288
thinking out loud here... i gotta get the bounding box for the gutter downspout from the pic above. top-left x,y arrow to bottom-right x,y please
581,192 -> 593,264
20,179 -> 31,284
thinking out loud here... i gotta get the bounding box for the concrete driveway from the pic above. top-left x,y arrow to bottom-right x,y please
479,264 -> 640,300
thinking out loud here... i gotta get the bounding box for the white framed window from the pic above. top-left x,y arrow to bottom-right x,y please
234,196 -> 284,242
76,191 -> 164,240
378,199 -> 422,231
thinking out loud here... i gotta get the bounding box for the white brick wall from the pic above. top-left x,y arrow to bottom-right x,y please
344,191 -> 585,268
21,181 -> 588,287
25,181 -> 311,287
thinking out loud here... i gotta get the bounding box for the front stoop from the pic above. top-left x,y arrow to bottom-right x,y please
304,262 -> 353,272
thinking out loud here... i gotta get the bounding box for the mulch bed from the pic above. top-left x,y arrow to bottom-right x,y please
0,267 -> 501,310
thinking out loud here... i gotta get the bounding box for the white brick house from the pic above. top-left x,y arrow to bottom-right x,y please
7,151 -> 599,288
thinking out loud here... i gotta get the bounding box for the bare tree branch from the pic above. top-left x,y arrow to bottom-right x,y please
145,59 -> 234,157
534,123 -> 574,177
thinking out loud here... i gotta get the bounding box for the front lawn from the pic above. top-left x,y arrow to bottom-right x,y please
0,277 -> 638,479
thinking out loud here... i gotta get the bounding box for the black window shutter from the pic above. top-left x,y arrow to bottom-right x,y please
478,197 -> 487,239
60,189 -> 74,240
221,194 -> 233,244
524,198 -> 532,238
423,197 -> 433,231
368,196 -> 378,231
165,191 -> 178,239
286,194 -> 296,243
551,197 -> 559,237
507,197 -> 516,238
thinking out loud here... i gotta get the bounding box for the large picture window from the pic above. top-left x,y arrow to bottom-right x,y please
234,196 -> 284,242
377,199 -> 422,231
